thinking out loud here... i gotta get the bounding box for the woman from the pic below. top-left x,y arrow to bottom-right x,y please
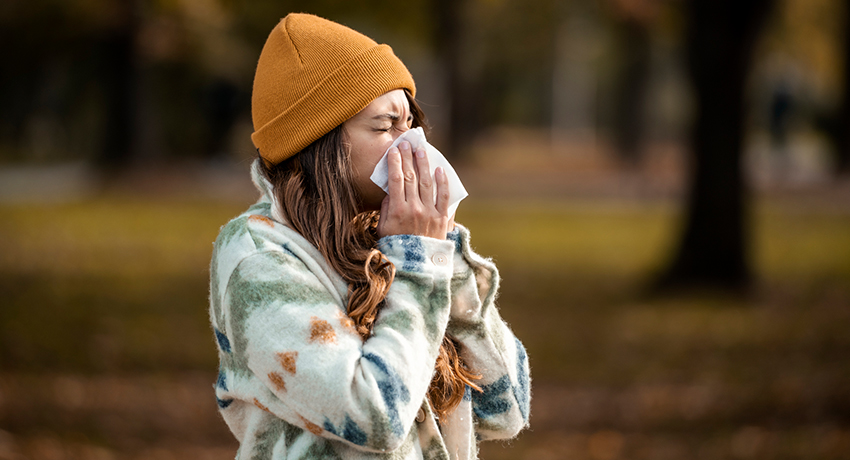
209,13 -> 530,460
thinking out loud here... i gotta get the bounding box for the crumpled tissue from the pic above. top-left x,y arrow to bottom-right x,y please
369,127 -> 468,216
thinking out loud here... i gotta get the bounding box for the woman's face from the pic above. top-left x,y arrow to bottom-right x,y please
343,89 -> 413,211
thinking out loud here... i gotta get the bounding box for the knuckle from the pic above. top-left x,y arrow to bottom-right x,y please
390,172 -> 404,183
404,171 -> 416,182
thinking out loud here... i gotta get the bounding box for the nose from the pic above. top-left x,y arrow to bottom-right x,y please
390,125 -> 411,144
395,124 -> 411,136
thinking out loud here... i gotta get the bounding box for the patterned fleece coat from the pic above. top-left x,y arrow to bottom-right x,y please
209,160 -> 530,460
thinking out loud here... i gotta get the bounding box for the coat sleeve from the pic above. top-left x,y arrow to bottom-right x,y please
220,233 -> 456,453
445,224 -> 531,440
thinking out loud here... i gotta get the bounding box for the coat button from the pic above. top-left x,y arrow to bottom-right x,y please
431,253 -> 448,266
416,408 -> 426,423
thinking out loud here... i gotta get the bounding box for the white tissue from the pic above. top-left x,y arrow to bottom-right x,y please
370,127 -> 468,216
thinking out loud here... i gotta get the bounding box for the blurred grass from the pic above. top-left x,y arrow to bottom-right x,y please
0,195 -> 848,459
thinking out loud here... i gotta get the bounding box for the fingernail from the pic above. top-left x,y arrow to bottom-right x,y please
416,149 -> 425,158
435,167 -> 443,178
390,147 -> 399,155
400,141 -> 409,150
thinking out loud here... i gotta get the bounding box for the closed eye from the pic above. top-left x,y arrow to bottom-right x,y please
374,122 -> 409,133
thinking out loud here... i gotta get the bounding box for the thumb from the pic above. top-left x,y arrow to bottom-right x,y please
377,195 -> 390,237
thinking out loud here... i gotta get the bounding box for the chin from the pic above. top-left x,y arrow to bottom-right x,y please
363,201 -> 383,213
360,190 -> 387,213
355,196 -> 382,213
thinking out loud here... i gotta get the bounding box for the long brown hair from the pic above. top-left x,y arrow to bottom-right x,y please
259,91 -> 480,418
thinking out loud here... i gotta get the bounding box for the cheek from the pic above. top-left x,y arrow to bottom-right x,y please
371,139 -> 393,163
359,139 -> 392,172
346,124 -> 395,165
349,139 -> 385,182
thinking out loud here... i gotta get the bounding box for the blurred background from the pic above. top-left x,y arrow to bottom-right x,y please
1,0 -> 849,459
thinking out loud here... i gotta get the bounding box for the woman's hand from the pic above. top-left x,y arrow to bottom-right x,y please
377,141 -> 452,239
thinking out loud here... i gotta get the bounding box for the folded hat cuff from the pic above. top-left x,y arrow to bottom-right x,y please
252,44 -> 416,165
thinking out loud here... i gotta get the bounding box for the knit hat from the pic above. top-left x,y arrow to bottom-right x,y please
251,13 -> 416,165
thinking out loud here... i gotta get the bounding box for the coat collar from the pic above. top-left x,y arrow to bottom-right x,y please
250,159 -> 288,225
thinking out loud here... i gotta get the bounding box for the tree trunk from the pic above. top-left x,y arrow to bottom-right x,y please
433,0 -> 475,159
836,1 -> 850,174
613,19 -> 651,165
657,0 -> 774,290
96,0 -> 138,169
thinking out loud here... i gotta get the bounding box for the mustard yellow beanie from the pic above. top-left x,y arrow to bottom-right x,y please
251,13 -> 416,165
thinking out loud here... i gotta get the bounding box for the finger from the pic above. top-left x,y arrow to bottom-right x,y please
398,141 -> 417,201
413,147 -> 435,208
434,167 -> 450,216
386,147 -> 404,203
377,195 -> 390,237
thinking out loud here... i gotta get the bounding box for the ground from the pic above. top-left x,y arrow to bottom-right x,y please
0,146 -> 848,459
